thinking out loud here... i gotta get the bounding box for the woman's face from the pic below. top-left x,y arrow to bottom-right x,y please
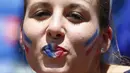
22,0 -> 107,73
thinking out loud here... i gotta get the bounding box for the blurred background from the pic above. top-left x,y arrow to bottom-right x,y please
112,0 -> 130,57
0,0 -> 130,73
0,0 -> 35,73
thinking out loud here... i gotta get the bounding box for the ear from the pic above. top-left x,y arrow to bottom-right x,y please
101,26 -> 112,53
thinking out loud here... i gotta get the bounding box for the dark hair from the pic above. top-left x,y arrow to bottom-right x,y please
23,0 -> 27,21
23,0 -> 110,30
98,0 -> 110,30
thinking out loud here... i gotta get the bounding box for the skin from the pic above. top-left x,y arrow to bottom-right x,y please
20,0 -> 112,73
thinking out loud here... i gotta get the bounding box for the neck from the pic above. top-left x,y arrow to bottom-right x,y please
87,55 -> 109,73
87,58 -> 101,73
86,48 -> 109,73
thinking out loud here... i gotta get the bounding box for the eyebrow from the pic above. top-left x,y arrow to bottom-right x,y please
67,3 -> 89,11
29,0 -> 91,10
29,2 -> 51,11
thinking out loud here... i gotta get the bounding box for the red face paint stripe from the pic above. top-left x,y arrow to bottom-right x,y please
24,44 -> 29,54
96,49 -> 100,55
85,48 -> 92,56
22,37 -> 31,52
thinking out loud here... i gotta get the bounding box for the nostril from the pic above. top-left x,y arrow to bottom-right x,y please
56,34 -> 61,38
47,32 -> 62,38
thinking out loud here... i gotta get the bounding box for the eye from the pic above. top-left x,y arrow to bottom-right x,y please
32,10 -> 51,20
66,12 -> 85,23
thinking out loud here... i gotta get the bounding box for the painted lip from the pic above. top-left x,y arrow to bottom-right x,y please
42,44 -> 69,58
55,45 -> 69,52
55,45 -> 69,57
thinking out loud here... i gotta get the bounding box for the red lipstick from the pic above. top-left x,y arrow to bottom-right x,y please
55,45 -> 69,58
42,43 -> 69,58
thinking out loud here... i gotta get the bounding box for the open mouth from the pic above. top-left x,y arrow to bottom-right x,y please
41,43 -> 69,58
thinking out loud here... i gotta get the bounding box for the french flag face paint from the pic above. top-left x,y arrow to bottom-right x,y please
22,30 -> 32,54
85,29 -> 99,46
85,29 -> 99,56
22,30 -> 32,45
41,43 -> 69,58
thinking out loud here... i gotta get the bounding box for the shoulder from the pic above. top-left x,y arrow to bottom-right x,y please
107,65 -> 130,73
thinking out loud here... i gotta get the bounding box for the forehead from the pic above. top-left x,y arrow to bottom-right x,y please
26,0 -> 98,8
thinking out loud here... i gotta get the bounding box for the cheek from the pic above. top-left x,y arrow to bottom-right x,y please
22,20 -> 48,53
70,33 -> 85,43
22,30 -> 32,44
84,29 -> 99,46
67,29 -> 88,45
68,28 -> 99,46
85,42 -> 101,56
67,23 -> 98,45
66,26 -> 99,55
84,29 -> 100,56
23,19 -> 47,40
22,30 -> 32,54
81,29 -> 99,56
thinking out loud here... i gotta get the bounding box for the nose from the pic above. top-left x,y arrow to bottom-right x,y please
46,18 -> 65,39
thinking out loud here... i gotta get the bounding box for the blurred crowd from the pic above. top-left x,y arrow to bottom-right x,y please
0,0 -> 130,73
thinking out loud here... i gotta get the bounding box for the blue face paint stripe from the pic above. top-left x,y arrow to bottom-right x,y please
22,30 -> 32,45
85,29 -> 99,46
23,39 -> 31,49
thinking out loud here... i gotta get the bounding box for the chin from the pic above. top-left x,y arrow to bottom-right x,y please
27,44 -> 76,73
29,55 -> 72,73
35,62 -> 71,73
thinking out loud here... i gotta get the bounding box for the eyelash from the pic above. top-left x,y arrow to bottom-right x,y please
68,12 -> 83,19
33,10 -> 51,20
66,12 -> 85,23
32,10 -> 85,23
